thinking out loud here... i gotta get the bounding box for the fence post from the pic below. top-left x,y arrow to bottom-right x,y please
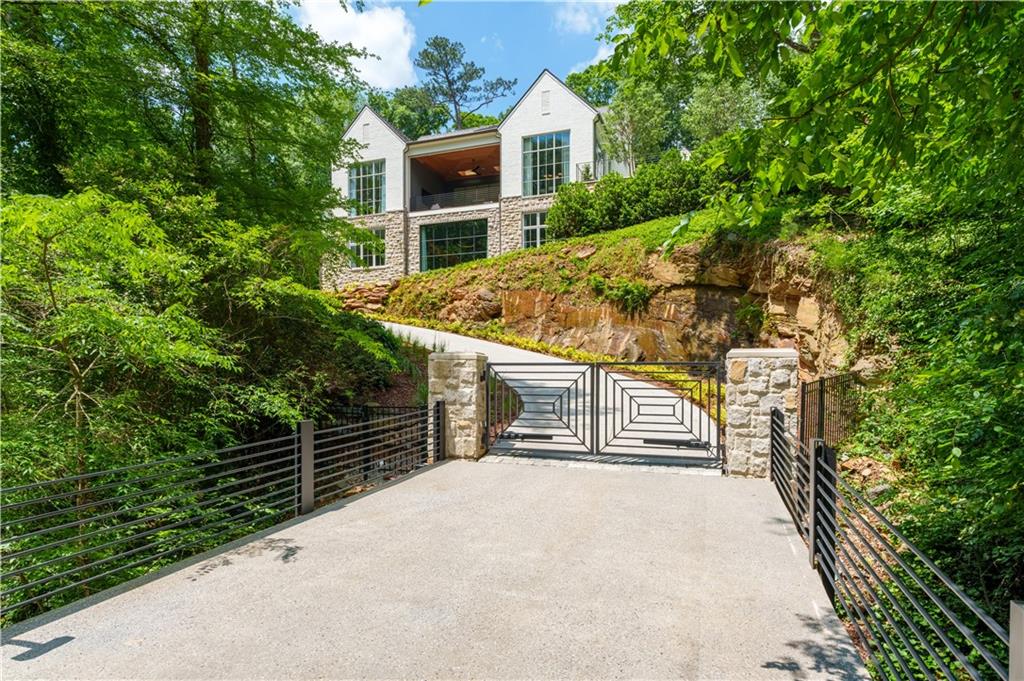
428,352 -> 487,459
299,419 -> 314,514
724,348 -> 799,477
433,400 -> 446,462
816,377 -> 826,444
1011,601 -> 1023,681
808,438 -> 821,569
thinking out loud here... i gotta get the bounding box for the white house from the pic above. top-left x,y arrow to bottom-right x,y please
323,70 -> 629,288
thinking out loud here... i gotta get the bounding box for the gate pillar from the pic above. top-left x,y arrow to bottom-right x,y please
724,348 -> 799,477
428,352 -> 487,460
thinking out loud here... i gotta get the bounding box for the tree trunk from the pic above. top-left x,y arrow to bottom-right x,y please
189,3 -> 214,187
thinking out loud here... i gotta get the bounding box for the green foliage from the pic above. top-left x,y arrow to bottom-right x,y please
613,1 -> 1024,219
588,275 -> 652,315
812,185 -> 1024,619
548,151 -> 710,239
414,35 -> 516,129
459,112 -> 502,128
546,183 -> 598,238
367,86 -> 447,139
1,0 -> 364,250
600,81 -> 668,174
732,295 -> 765,344
680,74 -> 766,148
565,63 -> 617,106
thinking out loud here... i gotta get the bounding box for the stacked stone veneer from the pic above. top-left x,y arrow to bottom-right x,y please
322,210 -> 406,288
322,195 -> 558,290
428,352 -> 487,460
408,205 -> 501,273
724,348 -> 799,478
498,195 -> 555,253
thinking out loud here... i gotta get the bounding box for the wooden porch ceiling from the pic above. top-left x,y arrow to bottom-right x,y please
413,145 -> 500,182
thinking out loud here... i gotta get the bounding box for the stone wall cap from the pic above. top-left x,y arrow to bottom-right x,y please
429,352 -> 487,360
726,348 -> 799,359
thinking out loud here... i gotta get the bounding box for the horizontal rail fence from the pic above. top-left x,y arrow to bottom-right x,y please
0,403 -> 445,625
799,373 -> 861,450
0,434 -> 299,624
311,404 -> 442,507
770,407 -> 1012,680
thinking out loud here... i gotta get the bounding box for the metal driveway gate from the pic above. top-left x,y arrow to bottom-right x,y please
484,361 -> 723,463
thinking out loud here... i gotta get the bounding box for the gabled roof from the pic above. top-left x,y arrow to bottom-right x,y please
498,69 -> 599,131
342,105 -> 411,144
411,124 -> 500,145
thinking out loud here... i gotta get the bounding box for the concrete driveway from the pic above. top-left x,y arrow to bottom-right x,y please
2,460 -> 867,680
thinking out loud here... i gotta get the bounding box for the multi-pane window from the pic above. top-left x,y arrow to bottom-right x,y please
351,228 -> 386,268
420,220 -> 488,271
522,211 -> 549,248
348,159 -> 385,215
522,130 -> 570,196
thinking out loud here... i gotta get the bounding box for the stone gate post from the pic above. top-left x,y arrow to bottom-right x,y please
428,352 -> 487,460
724,348 -> 799,477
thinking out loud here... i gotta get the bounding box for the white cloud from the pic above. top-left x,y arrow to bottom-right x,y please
298,0 -> 416,90
570,42 -> 614,74
552,1 -> 621,36
480,33 -> 505,52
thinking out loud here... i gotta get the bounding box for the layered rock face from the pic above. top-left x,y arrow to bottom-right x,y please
494,242 -> 850,379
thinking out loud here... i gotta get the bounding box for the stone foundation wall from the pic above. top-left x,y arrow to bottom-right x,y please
321,211 -> 406,289
408,205 -> 501,273
498,195 -> 556,254
725,348 -> 799,478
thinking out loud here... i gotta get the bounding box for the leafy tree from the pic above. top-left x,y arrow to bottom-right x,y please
459,112 -> 501,128
680,74 -> 766,147
609,1 -> 1024,216
601,82 -> 668,175
566,63 -> 617,107
367,86 -> 447,139
2,0 -> 364,256
414,35 -> 516,129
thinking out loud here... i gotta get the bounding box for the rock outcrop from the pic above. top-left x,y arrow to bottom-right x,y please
333,239 -> 854,381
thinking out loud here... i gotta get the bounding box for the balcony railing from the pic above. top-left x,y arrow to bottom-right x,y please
576,162 -> 598,182
409,184 -> 500,212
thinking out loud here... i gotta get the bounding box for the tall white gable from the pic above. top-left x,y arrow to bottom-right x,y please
499,71 -> 598,197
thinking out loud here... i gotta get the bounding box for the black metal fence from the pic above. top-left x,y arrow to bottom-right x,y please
409,184 -> 499,212
771,405 -> 1013,679
0,403 -> 445,625
799,373 -> 861,450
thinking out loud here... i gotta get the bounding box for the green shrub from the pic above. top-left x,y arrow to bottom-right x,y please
588,274 -> 652,314
546,182 -> 597,238
549,151 -> 711,239
590,172 -> 640,231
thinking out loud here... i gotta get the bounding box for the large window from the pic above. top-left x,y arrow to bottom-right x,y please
350,227 -> 386,268
420,219 -> 488,271
348,159 -> 385,215
522,211 -> 549,248
522,130 -> 570,196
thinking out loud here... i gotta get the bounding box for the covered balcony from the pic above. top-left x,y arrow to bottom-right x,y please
408,143 -> 500,212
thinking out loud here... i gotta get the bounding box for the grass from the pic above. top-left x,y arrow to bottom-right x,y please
375,213 -> 716,319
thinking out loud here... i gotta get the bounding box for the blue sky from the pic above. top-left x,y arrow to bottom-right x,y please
294,0 -> 618,117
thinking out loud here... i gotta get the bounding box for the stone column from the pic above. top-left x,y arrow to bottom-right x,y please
428,352 -> 487,460
724,348 -> 799,478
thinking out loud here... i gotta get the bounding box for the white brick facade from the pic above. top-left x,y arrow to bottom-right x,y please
497,71 -> 599,199
323,70 -> 624,292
